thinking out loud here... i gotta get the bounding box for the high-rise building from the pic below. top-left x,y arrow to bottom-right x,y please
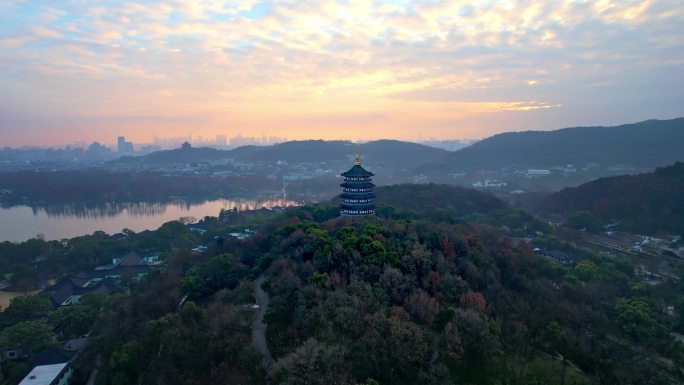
85,141 -> 113,160
117,136 -> 134,154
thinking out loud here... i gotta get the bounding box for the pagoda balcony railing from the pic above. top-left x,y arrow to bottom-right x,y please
342,199 -> 374,204
341,209 -> 375,216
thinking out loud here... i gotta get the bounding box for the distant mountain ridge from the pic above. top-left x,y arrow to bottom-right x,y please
541,162 -> 684,234
420,118 -> 684,172
114,147 -> 229,165
110,118 -> 684,178
111,139 -> 449,168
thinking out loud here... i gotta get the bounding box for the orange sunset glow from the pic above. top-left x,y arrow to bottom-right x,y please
1,1 -> 683,146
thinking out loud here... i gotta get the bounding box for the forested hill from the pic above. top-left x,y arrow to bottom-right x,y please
79,199 -> 684,385
420,118 -> 684,172
375,183 -> 507,215
112,146 -> 229,165
111,140 -> 449,168
234,140 -> 449,167
541,162 -> 684,234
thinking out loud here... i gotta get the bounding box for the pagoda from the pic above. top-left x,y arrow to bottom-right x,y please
339,151 -> 376,216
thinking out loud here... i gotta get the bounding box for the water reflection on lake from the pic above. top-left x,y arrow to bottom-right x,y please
0,197 -> 301,242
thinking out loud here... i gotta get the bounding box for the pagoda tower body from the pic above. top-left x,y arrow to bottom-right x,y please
339,153 -> 376,216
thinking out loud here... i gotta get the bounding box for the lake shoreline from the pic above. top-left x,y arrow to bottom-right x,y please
0,196 -> 302,243
0,190 -> 294,208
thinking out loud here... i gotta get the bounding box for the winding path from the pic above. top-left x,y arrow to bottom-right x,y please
252,276 -> 275,373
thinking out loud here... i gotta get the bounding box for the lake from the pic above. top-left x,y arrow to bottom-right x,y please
0,197 -> 301,242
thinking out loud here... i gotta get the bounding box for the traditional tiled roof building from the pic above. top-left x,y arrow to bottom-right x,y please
339,152 -> 375,216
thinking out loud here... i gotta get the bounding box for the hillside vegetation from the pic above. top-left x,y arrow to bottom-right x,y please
71,185 -> 684,385
111,140 -> 449,168
541,162 -> 684,234
375,183 -> 507,215
422,118 -> 684,172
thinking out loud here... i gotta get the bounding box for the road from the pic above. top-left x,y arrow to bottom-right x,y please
252,276 -> 275,373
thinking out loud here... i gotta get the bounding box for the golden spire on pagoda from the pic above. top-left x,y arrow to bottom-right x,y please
354,144 -> 361,165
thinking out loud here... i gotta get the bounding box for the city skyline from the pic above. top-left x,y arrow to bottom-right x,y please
4,132 -> 475,151
2,132 -> 290,150
1,1 -> 683,146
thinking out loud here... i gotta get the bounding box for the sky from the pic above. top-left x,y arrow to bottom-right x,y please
0,0 -> 683,147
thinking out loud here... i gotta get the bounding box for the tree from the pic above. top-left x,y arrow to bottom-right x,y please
348,312 -> 426,384
48,304 -> 97,338
405,290 -> 440,325
0,321 -> 55,355
454,309 -> 502,383
460,291 -> 488,313
566,211 -> 603,233
0,361 -> 30,385
0,295 -> 51,328
272,338 -> 352,385
357,380 -> 380,385
8,264 -> 40,291
443,321 -> 464,362
615,298 -> 664,342
106,341 -> 146,385
357,235 -> 394,265
181,267 -> 209,299
203,253 -> 246,291
308,271 -> 330,286
675,296 -> 684,332
574,260 -> 599,282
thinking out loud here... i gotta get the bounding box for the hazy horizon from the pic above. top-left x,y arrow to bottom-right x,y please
4,116 -> 684,150
2,134 -> 482,149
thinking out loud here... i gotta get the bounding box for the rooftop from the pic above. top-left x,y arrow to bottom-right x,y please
18,363 -> 68,385
341,164 -> 374,178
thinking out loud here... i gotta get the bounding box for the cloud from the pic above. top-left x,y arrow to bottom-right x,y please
0,0 -> 683,145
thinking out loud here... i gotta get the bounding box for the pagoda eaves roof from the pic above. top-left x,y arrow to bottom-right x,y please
341,164 -> 374,177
